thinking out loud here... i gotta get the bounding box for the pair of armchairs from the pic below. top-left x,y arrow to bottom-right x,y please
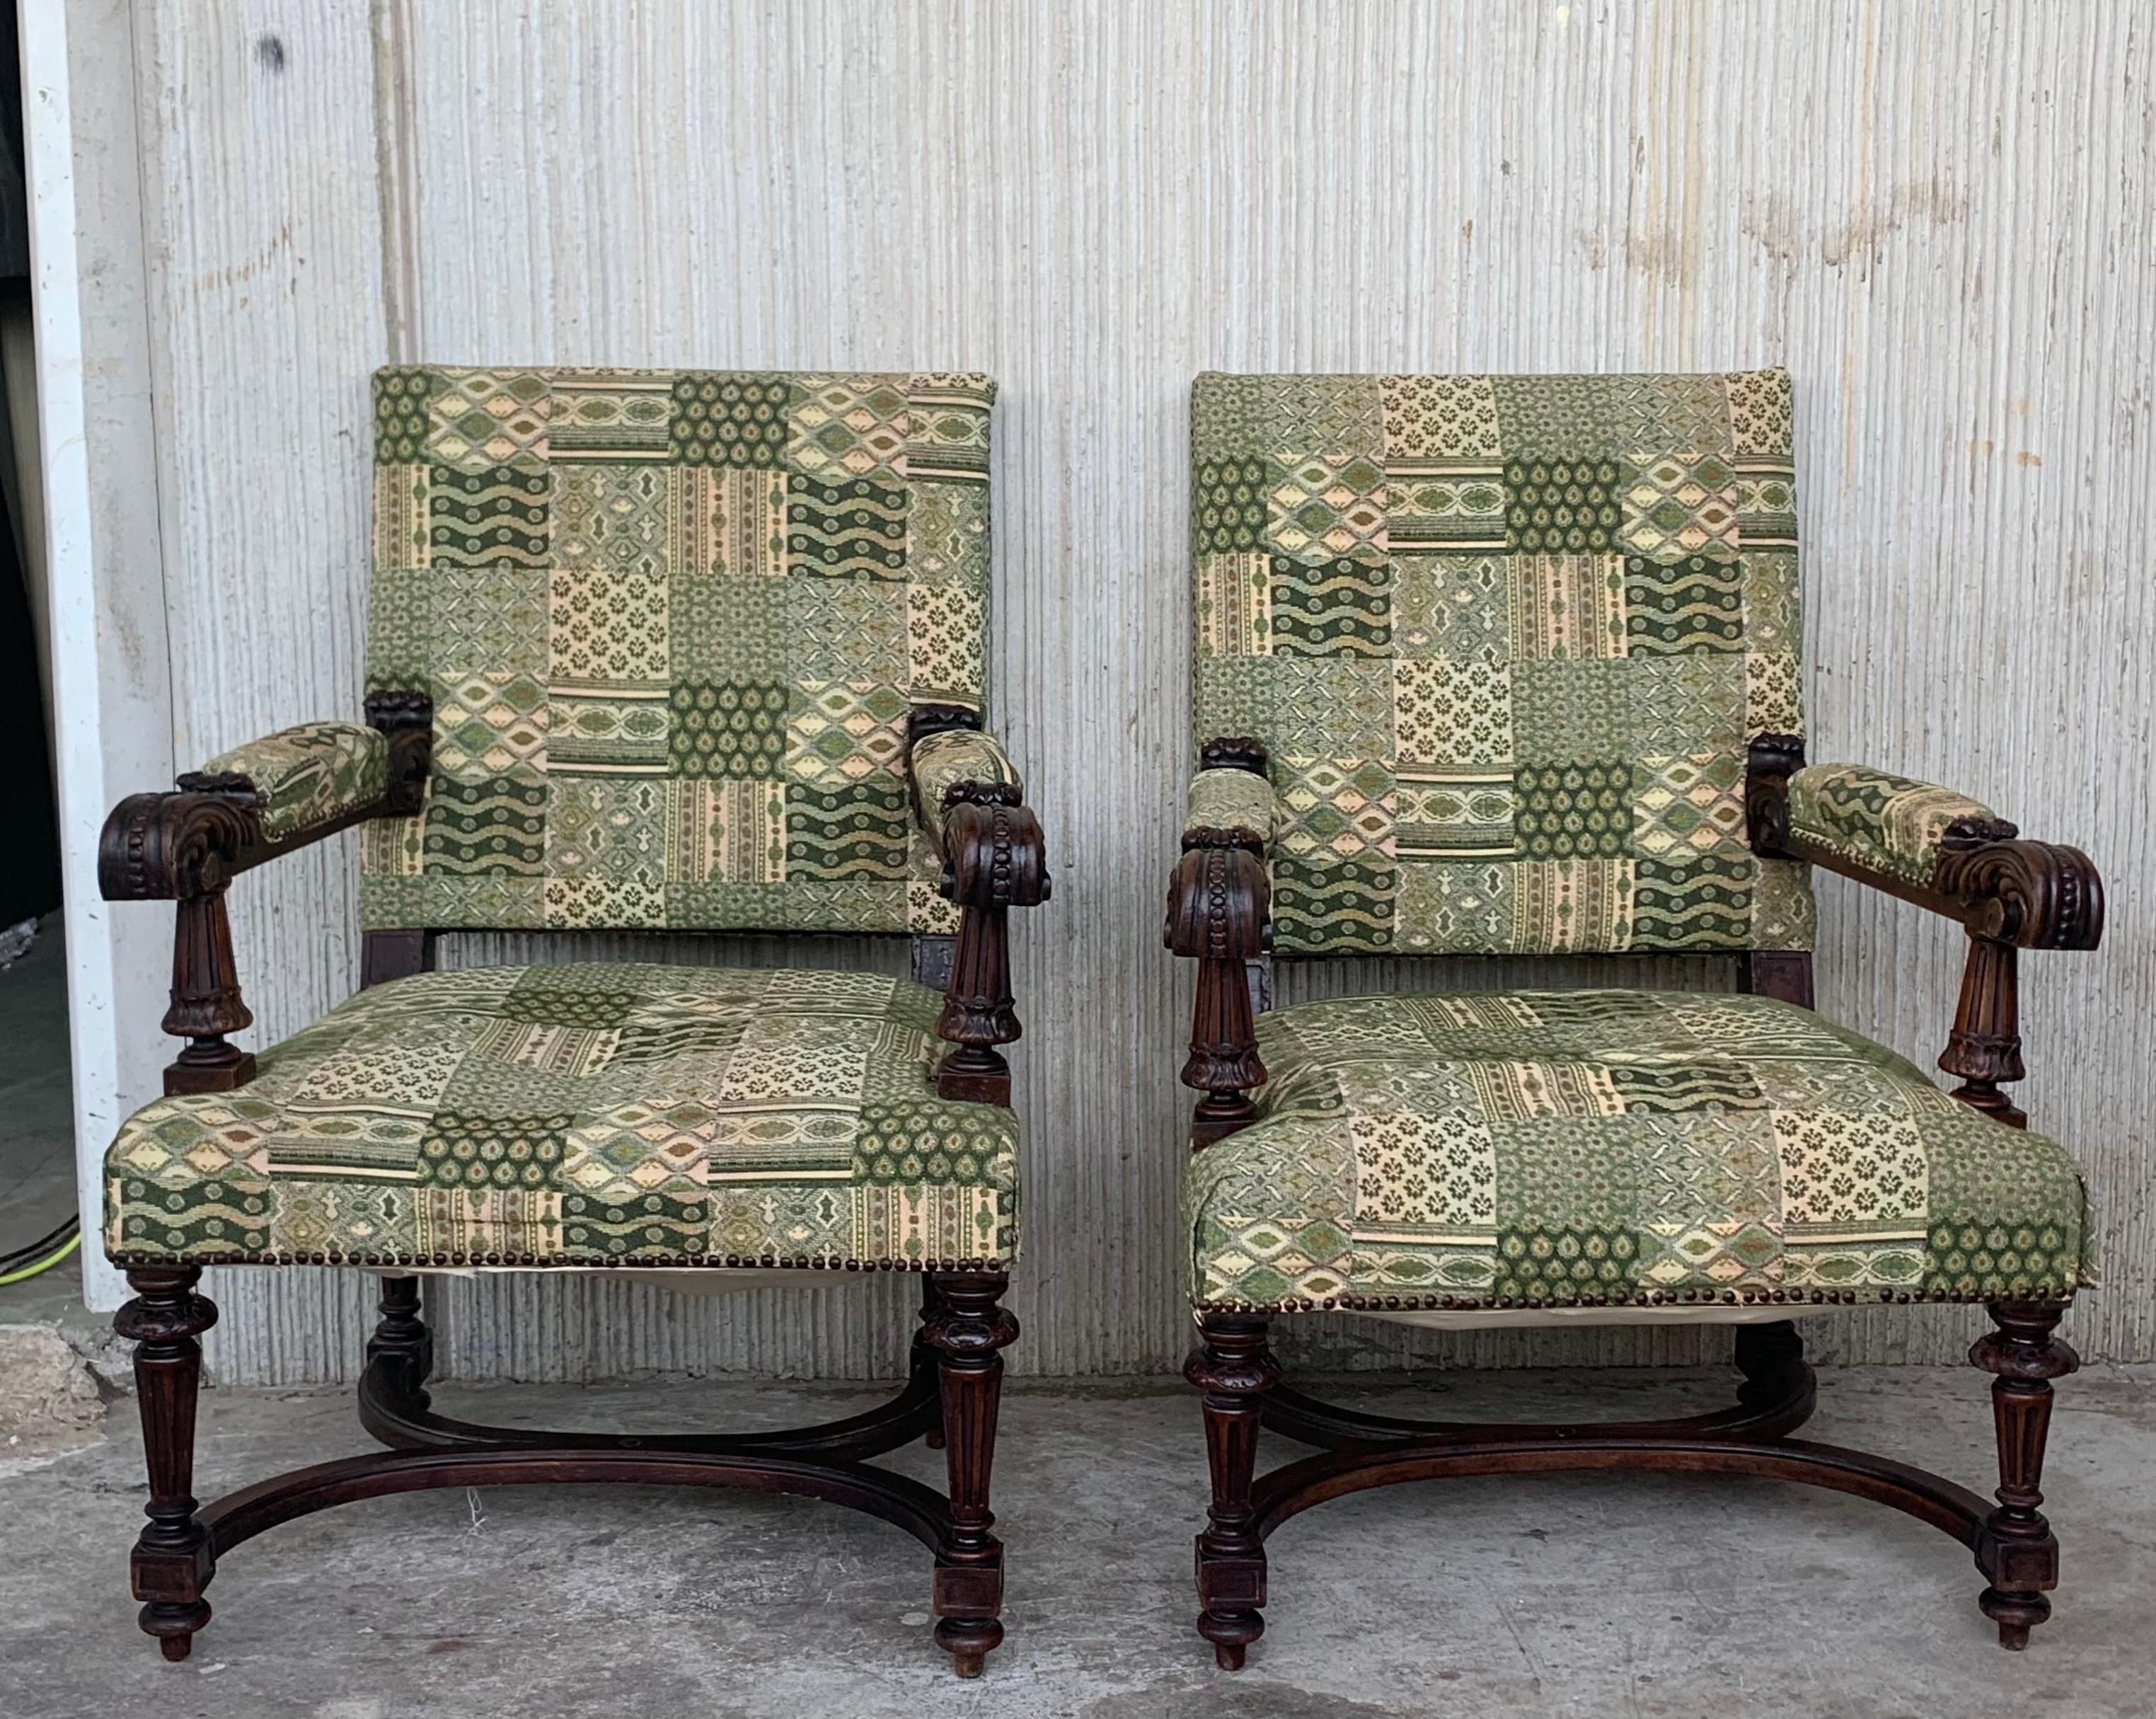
99,364 -> 2098,1680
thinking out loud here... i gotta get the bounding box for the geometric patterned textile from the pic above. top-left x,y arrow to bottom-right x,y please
1787,763 -> 1998,887
1184,768 -> 1279,841
105,963 -> 1018,1270
362,367 -> 996,936
1190,369 -> 1816,955
1184,989 -> 2089,1312
909,729 -> 1021,858
200,722 -> 390,841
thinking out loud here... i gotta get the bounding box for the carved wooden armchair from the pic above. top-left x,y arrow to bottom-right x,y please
1168,368 -> 2102,1667
100,367 -> 1047,1676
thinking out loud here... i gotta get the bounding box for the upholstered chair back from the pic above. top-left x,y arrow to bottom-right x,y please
361,367 -> 994,935
1189,369 -> 1816,957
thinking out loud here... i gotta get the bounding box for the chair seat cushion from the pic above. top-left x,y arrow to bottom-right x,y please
1185,989 -> 2090,1313
105,963 -> 1018,1271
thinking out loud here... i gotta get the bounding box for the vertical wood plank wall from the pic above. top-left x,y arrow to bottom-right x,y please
127,2 -> 2154,1383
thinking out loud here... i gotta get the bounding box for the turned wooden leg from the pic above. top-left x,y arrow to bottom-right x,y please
916,1275 -> 948,1450
115,1266 -> 219,1661
1186,1311 -> 1277,1670
922,1271 -> 1018,1677
1970,1300 -> 2078,1648
364,1275 -> 433,1406
1734,1318 -> 1805,1410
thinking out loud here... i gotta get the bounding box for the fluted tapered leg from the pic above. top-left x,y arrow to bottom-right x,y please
1187,1311 -> 1277,1669
116,1266 -> 219,1660
1970,1300 -> 2077,1648
922,1271 -> 1018,1676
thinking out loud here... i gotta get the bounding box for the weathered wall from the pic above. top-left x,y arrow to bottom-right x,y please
106,1 -> 2153,1382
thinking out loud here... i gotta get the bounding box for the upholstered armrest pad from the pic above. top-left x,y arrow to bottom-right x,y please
909,728 -> 1022,853
195,721 -> 390,839
1786,763 -> 1999,887
1184,768 -> 1275,846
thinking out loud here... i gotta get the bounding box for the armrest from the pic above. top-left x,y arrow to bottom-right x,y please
1746,733 -> 2104,1129
1183,764 -> 1276,852
909,723 -> 1023,858
905,708 -> 1050,1107
1746,735 -> 2102,948
96,691 -> 432,1097
1167,737 -> 1273,1144
103,691 -> 432,901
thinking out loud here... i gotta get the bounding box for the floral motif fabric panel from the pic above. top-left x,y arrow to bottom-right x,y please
1787,764 -> 1998,887
200,722 -> 390,840
1184,768 -> 1279,840
1184,989 -> 2089,1311
362,368 -> 995,934
105,962 -> 1018,1269
1189,369 -> 1815,955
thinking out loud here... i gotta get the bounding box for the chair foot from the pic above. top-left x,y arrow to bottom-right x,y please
1197,1611 -> 1259,1670
1970,1299 -> 2077,1652
1981,1587 -> 2046,1650
1187,1311 -> 1276,1669
146,1603 -> 211,1661
934,1614 -> 1003,1677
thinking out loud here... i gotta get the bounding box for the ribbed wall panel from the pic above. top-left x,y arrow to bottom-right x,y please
128,2 -> 2152,1382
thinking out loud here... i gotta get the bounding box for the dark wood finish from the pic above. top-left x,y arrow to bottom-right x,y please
1199,736 -> 1269,776
933,799 -> 1049,1105
1187,1311 -> 1278,1669
1746,733 -> 2104,1129
115,1267 -> 219,1661
1166,841 -> 1269,1145
1165,730 -> 2106,1669
114,1266 -> 1012,1674
364,687 -> 434,815
1739,950 -> 1815,1009
359,929 -> 437,989
1970,1301 -> 2077,1648
1262,1321 -> 1817,1452
920,1272 -> 1019,1677
100,695 -> 434,1093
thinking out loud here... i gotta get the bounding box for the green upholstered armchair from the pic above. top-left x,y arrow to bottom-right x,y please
98,367 -> 1047,1677
1168,369 -> 2102,1667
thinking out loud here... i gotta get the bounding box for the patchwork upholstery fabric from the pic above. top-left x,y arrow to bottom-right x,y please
362,367 -> 995,936
1787,764 -> 1997,887
909,728 -> 1021,857
1185,768 -> 1278,841
1184,989 -> 2089,1312
105,963 -> 1018,1270
199,722 -> 389,840
1189,369 -> 1814,955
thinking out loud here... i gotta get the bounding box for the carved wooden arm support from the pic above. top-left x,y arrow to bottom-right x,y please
931,796 -> 1050,1106
906,706 -> 1051,1107
1168,737 -> 1273,1146
1747,733 -> 2104,1127
97,691 -> 432,1096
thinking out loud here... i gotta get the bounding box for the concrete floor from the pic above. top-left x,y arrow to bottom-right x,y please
5,1363 -> 2152,1719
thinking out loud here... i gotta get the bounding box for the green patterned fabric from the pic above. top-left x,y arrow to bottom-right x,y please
1186,989 -> 2089,1312
909,728 -> 1020,848
1190,369 -> 1814,955
105,962 -> 1018,1269
362,367 -> 996,936
200,722 -> 389,840
1184,768 -> 1277,840
1787,764 -> 1996,887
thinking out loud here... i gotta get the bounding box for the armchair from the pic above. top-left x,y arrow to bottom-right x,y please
1168,368 -> 2102,1667
99,367 -> 1048,1676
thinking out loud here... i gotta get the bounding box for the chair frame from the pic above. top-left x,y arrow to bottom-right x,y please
101,693 -> 1048,1677
1168,732 -> 2102,1668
